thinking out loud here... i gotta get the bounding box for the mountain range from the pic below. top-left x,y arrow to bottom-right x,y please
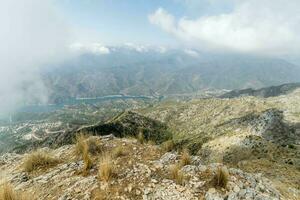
43,46 -> 300,103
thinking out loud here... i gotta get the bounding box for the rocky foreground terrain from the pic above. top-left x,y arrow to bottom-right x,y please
0,135 -> 284,200
0,87 -> 300,199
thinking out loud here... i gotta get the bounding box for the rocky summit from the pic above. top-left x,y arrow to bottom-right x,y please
0,135 -> 283,200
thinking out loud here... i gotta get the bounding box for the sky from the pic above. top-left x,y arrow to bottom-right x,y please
55,0 -> 191,46
54,0 -> 300,55
0,0 -> 300,115
56,0 -> 235,46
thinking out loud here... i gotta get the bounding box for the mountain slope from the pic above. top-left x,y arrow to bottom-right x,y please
138,89 -> 300,197
220,82 -> 300,98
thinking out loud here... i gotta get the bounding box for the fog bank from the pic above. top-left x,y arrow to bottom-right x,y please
0,0 -> 71,115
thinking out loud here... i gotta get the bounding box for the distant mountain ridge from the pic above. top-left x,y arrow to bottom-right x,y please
43,47 -> 300,103
219,82 -> 300,98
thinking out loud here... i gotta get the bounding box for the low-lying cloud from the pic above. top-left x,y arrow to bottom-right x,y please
149,0 -> 300,55
70,43 -> 110,55
0,0 -> 71,115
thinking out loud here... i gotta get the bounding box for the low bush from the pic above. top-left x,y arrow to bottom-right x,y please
161,140 -> 175,152
137,132 -> 145,144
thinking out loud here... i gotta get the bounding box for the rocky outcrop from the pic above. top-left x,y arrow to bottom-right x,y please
223,109 -> 296,145
78,111 -> 172,143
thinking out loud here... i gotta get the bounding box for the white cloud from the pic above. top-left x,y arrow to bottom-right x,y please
157,46 -> 167,53
184,49 -> 199,57
122,43 -> 169,53
149,0 -> 300,55
0,0 -> 71,114
149,8 -> 177,35
124,43 -> 149,52
70,43 -> 110,55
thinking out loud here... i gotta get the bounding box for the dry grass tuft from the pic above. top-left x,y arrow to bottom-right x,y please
82,142 -> 93,174
213,166 -> 229,188
74,133 -> 98,174
98,154 -> 115,182
161,140 -> 175,152
180,148 -> 191,167
75,133 -> 103,156
23,150 -> 59,172
169,164 -> 185,185
112,146 -> 126,158
137,132 -> 145,144
75,133 -> 88,156
0,182 -> 31,200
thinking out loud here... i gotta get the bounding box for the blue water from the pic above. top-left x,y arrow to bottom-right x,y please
18,95 -> 153,113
